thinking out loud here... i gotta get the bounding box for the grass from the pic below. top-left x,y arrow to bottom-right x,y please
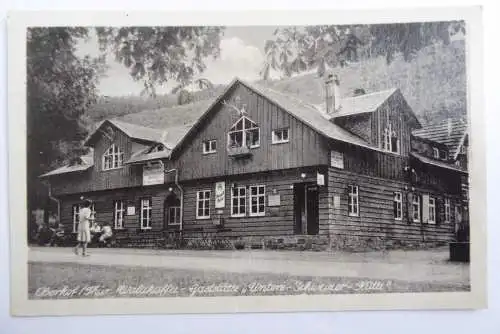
29,262 -> 470,299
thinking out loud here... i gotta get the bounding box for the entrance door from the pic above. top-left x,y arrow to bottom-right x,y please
164,194 -> 181,229
306,185 -> 319,235
293,183 -> 319,235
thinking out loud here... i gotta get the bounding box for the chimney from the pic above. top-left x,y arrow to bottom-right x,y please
447,118 -> 453,137
325,73 -> 341,114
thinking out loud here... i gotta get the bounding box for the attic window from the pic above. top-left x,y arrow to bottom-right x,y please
382,123 -> 399,154
102,144 -> 124,170
227,116 -> 260,149
433,148 -> 439,159
439,149 -> 448,160
148,144 -> 165,153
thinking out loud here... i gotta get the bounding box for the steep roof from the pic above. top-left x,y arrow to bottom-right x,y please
245,80 -> 371,148
41,76 -> 413,176
40,155 -> 94,178
127,146 -> 173,164
412,119 -> 467,158
84,119 -> 166,146
410,152 -> 466,173
331,88 -> 398,117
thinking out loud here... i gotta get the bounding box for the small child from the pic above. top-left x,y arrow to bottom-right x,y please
99,223 -> 113,245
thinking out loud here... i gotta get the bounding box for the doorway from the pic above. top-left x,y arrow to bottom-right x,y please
293,183 -> 319,235
164,193 -> 181,229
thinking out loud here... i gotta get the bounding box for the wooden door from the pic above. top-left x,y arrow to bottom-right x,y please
306,185 -> 319,235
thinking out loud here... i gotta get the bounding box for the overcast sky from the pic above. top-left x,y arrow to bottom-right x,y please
76,27 -> 276,96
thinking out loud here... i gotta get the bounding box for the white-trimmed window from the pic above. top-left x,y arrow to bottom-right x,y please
433,147 -> 440,159
231,186 -> 247,217
428,197 -> 436,224
393,192 -> 403,220
444,198 -> 451,222
228,116 -> 260,149
272,128 -> 289,144
348,185 -> 359,217
439,150 -> 448,160
196,190 -> 211,219
168,206 -> 181,225
114,200 -> 125,229
382,123 -> 399,154
412,195 -> 421,222
72,204 -> 81,233
202,140 -> 217,154
249,185 -> 266,216
102,144 -> 124,170
140,198 -> 152,229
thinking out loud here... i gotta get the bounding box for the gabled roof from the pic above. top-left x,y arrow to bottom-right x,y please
244,80 -> 372,149
126,146 -> 173,165
45,76 -> 416,176
39,155 -> 94,178
331,88 -> 397,117
412,119 -> 467,158
260,72 -> 421,126
84,119 -> 166,146
410,152 -> 466,173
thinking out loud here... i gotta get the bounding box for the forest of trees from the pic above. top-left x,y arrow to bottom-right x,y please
28,22 -> 466,216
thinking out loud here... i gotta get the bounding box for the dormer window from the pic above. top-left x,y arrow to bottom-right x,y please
148,144 -> 165,153
433,147 -> 448,160
433,147 -> 440,159
227,116 -> 260,149
102,144 -> 124,170
382,123 -> 399,154
439,150 -> 448,160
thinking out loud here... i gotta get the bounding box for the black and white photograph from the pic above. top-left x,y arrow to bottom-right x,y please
7,8 -> 486,316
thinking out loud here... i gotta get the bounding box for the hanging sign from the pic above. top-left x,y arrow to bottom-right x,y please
143,162 -> 164,186
215,181 -> 226,208
330,150 -> 344,169
317,172 -> 325,186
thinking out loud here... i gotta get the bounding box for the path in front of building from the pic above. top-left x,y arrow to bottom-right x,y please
28,246 -> 469,284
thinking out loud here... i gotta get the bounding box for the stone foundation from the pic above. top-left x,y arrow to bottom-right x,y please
113,230 -> 448,252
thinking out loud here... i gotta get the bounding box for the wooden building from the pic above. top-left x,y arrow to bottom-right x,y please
40,75 -> 469,249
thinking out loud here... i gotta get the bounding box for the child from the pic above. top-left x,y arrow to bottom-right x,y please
99,223 -> 113,246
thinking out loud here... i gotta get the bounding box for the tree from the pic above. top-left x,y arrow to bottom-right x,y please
260,22 -> 465,79
27,27 -> 105,232
171,77 -> 215,105
95,27 -> 224,96
27,26 -> 225,223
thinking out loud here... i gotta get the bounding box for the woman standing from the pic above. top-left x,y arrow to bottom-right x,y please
73,199 -> 93,256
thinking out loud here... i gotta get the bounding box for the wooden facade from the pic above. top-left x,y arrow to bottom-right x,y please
172,83 -> 330,180
44,79 -> 468,248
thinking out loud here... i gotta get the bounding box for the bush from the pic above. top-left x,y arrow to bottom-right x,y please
233,239 -> 246,250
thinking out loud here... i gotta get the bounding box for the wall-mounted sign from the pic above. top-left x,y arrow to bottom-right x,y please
268,194 -> 281,207
330,150 -> 344,169
127,206 -> 136,216
215,181 -> 225,208
143,162 -> 164,186
317,172 -> 325,186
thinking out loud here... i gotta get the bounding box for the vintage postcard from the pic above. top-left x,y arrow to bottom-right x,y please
8,7 -> 486,316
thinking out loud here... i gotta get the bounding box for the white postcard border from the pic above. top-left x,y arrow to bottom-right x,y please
7,7 -> 486,316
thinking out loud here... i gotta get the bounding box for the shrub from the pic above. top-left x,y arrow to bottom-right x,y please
233,239 -> 246,250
